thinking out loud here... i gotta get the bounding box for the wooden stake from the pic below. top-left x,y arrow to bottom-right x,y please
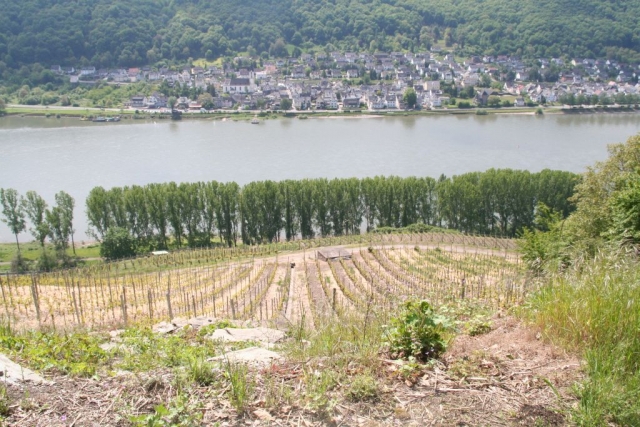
30,275 -> 41,326
121,289 -> 128,326
166,290 -> 173,321
147,288 -> 153,320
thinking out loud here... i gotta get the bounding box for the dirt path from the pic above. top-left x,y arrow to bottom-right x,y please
284,262 -> 314,330
255,263 -> 284,323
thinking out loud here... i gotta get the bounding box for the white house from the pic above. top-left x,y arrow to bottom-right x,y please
367,95 -> 385,110
80,66 -> 96,76
222,78 -> 255,94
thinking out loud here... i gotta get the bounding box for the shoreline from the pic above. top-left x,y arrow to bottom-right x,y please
4,105 -> 640,122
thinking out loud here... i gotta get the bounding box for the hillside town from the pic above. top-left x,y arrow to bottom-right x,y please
50,50 -> 640,112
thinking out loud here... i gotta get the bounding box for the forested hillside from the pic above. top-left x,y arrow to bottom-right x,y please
1,0 -> 639,69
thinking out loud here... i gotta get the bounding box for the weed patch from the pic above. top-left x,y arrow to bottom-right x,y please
384,300 -> 449,362
0,325 -> 108,377
346,373 -> 379,402
223,360 -> 253,413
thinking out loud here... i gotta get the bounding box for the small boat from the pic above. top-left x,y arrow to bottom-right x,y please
105,116 -> 121,122
251,117 -> 260,124
92,117 -> 107,122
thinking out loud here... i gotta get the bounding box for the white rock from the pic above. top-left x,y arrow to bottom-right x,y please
0,354 -> 50,385
209,347 -> 282,366
152,321 -> 178,334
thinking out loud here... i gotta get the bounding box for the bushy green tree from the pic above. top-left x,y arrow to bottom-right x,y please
280,98 -> 292,110
403,88 -> 417,109
100,227 -> 137,260
565,134 -> 640,245
0,188 -> 26,252
607,173 -> 640,243
22,190 -> 48,249
47,191 -> 75,253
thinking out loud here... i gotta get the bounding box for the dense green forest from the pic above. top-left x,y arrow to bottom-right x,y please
0,0 -> 639,72
80,170 -> 578,252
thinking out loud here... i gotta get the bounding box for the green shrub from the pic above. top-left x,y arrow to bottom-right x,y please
466,318 -> 492,336
100,227 -> 137,260
10,253 -> 30,274
35,251 -> 57,272
384,300 -> 448,362
346,373 -> 379,401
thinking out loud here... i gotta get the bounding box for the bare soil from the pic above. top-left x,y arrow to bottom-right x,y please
4,316 -> 581,426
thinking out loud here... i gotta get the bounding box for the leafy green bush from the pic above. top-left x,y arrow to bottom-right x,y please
35,251 -> 57,272
384,300 -> 448,362
466,318 -> 492,336
130,394 -> 203,427
100,227 -> 137,260
10,253 -> 30,274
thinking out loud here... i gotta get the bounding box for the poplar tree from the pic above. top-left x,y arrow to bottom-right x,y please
55,191 -> 76,254
22,190 -> 49,249
0,188 -> 26,252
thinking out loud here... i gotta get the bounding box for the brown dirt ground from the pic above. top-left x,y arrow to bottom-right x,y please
3,315 -> 581,426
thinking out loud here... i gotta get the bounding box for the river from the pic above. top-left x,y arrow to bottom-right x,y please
1,113 -> 639,242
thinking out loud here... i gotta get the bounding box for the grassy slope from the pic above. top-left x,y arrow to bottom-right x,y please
525,252 -> 640,426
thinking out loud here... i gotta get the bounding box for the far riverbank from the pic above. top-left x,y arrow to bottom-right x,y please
4,104 -> 640,123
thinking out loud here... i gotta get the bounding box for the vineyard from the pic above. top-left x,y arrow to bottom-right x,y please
1,232 -> 526,331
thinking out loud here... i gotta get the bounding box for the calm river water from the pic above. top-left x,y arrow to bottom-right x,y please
1,113 -> 640,241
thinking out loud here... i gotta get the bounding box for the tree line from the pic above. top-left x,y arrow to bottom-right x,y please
84,169 -> 579,252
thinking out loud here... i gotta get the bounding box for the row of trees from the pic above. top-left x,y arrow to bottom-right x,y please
0,188 -> 76,254
85,170 -> 579,250
558,92 -> 640,107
